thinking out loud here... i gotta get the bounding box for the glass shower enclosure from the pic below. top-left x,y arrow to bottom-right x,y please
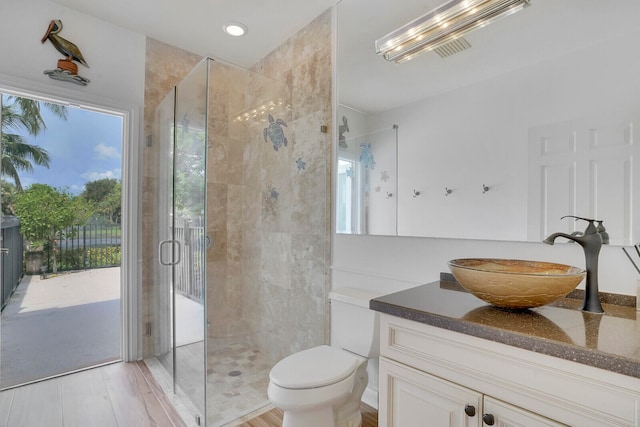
155,59 -> 208,424
152,57 -> 292,426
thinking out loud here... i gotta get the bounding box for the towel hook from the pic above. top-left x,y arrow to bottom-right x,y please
482,184 -> 490,194
445,187 -> 452,196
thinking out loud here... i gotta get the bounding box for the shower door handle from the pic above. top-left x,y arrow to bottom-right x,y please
158,240 -> 182,266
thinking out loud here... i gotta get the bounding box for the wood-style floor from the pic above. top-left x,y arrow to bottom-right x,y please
0,360 -> 379,427
0,361 -> 185,427
236,404 -> 378,427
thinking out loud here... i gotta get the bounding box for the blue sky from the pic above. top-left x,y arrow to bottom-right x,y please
19,104 -> 122,195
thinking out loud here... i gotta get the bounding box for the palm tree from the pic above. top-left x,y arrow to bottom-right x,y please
1,94 -> 68,190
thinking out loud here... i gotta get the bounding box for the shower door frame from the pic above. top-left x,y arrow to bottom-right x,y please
156,58 -> 209,425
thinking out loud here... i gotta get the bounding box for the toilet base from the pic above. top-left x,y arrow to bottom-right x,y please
282,406 -> 335,427
282,407 -> 362,427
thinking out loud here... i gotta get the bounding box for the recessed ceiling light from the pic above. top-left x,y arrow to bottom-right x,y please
223,22 -> 247,37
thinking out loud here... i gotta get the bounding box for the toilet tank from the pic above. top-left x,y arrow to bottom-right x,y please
329,287 -> 384,358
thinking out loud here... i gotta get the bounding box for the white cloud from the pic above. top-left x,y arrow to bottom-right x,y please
94,143 -> 120,159
81,168 -> 122,181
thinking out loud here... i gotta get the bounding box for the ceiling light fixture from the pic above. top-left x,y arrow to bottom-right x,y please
223,22 -> 247,37
375,0 -> 531,63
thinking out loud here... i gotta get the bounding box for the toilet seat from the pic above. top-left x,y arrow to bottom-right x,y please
269,345 -> 359,389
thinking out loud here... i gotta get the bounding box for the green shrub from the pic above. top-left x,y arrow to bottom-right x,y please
57,248 -> 83,271
86,246 -> 121,267
52,245 -> 121,272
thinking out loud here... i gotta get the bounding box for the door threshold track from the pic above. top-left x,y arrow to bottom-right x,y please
0,358 -> 122,391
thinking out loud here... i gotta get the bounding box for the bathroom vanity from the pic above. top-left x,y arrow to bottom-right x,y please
370,277 -> 640,426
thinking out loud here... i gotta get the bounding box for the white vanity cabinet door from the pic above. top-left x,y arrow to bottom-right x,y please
483,396 -> 568,427
380,314 -> 640,426
379,357 -> 482,427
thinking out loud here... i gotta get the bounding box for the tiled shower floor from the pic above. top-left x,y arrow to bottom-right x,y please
206,341 -> 273,426
146,339 -> 274,427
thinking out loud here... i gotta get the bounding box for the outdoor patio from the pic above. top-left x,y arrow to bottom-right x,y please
0,267 -> 121,388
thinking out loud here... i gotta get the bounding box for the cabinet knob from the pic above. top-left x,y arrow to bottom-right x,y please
464,405 -> 476,417
482,413 -> 495,425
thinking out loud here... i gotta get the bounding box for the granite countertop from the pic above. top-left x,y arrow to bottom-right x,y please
370,277 -> 640,379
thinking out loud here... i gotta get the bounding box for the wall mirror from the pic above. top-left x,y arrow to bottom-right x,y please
336,0 -> 640,245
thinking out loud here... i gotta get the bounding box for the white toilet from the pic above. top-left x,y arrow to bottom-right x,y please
267,288 -> 382,427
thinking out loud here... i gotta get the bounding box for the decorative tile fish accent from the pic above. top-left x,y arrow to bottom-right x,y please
269,186 -> 279,200
263,114 -> 288,151
359,143 -> 375,170
296,157 -> 306,171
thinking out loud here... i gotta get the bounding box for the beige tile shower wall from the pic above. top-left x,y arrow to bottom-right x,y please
247,10 -> 333,362
142,38 -> 202,357
142,7 -> 332,363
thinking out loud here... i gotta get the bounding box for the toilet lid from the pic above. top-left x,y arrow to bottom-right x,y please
269,345 -> 359,389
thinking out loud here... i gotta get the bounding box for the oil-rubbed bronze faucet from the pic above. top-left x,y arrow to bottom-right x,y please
543,216 -> 606,313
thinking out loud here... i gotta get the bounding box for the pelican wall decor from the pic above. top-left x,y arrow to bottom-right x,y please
41,19 -> 90,86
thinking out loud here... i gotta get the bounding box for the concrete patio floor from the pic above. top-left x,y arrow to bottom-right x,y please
0,268 -> 121,389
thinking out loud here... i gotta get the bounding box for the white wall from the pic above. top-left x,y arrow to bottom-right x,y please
0,0 -> 146,360
0,0 -> 145,107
